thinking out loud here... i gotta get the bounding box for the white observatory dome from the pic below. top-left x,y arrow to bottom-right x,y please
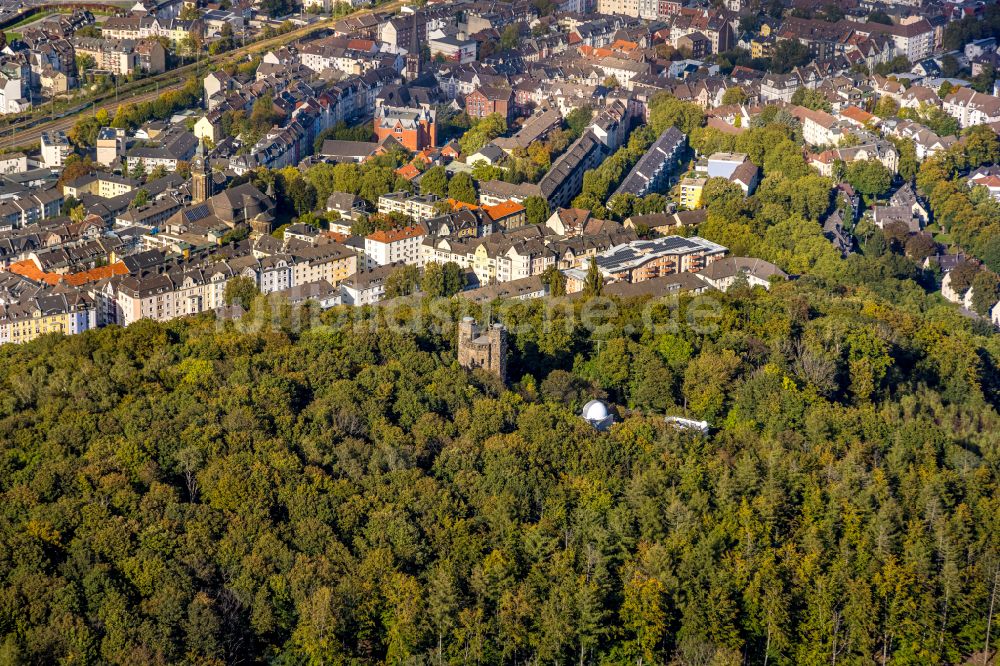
582,400 -> 609,422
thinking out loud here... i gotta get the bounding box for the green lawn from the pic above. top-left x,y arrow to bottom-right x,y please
3,10 -> 60,31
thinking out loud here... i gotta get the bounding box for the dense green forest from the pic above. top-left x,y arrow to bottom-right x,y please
4,87 -> 1000,666
0,254 -> 999,665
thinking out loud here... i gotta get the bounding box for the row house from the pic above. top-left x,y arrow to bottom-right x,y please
886,119 -> 957,160
100,16 -> 203,45
300,40 -> 380,75
897,84 -> 940,111
72,37 -> 166,76
0,291 -> 97,345
0,187 -> 64,231
808,141 -> 900,177
612,126 -> 686,197
943,87 -> 1000,128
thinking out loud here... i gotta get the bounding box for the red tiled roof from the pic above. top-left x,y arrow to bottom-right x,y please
10,260 -> 128,286
840,106 -> 875,124
484,199 -> 525,219
367,224 -> 425,243
64,262 -> 129,286
446,199 -> 480,211
395,164 -> 421,180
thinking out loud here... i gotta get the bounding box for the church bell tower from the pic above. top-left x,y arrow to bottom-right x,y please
191,137 -> 210,204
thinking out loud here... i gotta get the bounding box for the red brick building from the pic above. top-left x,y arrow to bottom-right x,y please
464,86 -> 514,124
374,105 -> 438,152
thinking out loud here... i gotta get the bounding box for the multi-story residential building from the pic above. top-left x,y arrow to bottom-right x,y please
887,119 -> 957,159
494,107 -> 563,154
428,34 -> 478,64
96,127 -> 127,167
0,187 -> 64,230
679,177 -> 706,210
760,72 -> 803,103
670,9 -> 734,54
63,173 -> 139,200
699,257 -> 788,292
125,127 -> 198,173
100,16 -> 203,45
73,37 -> 139,76
0,65 -> 28,115
289,243 -> 358,286
613,127 -> 686,197
40,131 -> 71,168
791,106 -> 846,147
341,262 -> 400,305
0,292 -> 97,345
365,224 -> 427,267
538,130 -> 607,209
586,100 -> 630,151
861,18 -> 935,63
809,141 -> 900,177
116,267 -> 229,325
943,88 -> 1000,128
465,86 -> 513,124
73,37 -> 166,76
299,39 -> 382,74
706,152 -> 747,179
590,235 -> 727,283
377,192 -> 441,221
0,153 -> 27,174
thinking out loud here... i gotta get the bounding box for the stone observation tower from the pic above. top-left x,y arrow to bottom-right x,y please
457,317 -> 507,382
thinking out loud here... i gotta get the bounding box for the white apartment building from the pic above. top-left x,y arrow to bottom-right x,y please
943,88 -> 1000,128
377,192 -> 441,221
40,131 -> 71,169
0,153 -> 27,174
792,107 -> 846,147
365,225 -> 427,268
